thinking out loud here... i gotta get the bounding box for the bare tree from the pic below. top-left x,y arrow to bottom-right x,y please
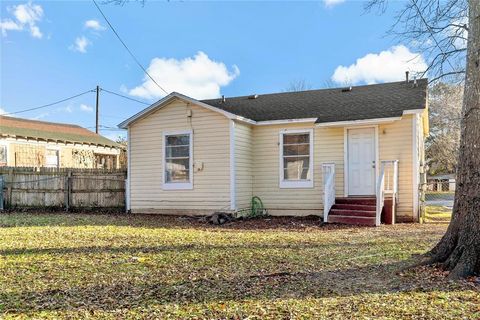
426,83 -> 462,174
366,0 -> 468,83
369,0 -> 479,279
283,79 -> 313,92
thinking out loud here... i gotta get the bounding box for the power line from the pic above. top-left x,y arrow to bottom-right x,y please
101,88 -> 151,105
92,0 -> 169,95
1,89 -> 95,116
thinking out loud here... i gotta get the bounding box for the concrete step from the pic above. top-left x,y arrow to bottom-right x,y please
329,209 -> 376,217
332,203 -> 376,211
335,197 -> 376,205
328,215 -> 376,226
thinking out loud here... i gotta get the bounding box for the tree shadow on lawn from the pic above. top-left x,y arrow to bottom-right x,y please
0,213 -> 368,232
0,240 -> 399,256
2,257 -> 477,315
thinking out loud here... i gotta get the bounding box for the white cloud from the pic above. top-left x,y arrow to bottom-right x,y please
0,2 -> 44,38
331,45 -> 427,85
70,36 -> 90,53
323,0 -> 345,8
84,19 -> 105,31
80,104 -> 94,112
128,51 -> 240,100
31,105 -> 73,120
0,107 -> 12,116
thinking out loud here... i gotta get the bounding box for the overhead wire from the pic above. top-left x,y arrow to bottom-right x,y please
101,88 -> 151,105
1,89 -> 95,116
92,0 -> 169,95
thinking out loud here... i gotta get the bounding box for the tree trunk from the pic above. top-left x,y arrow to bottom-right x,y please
427,0 -> 480,279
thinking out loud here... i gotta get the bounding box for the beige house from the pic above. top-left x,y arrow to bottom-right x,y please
119,79 -> 429,225
0,116 -> 123,169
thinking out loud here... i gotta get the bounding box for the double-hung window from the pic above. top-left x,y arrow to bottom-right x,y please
163,131 -> 193,190
279,129 -> 313,188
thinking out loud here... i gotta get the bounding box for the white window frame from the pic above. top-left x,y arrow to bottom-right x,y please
162,130 -> 193,190
45,147 -> 60,168
279,128 -> 314,188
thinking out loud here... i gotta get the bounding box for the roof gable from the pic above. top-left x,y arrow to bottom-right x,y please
118,92 -> 254,129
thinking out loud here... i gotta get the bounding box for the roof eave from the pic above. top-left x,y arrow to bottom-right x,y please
315,116 -> 402,127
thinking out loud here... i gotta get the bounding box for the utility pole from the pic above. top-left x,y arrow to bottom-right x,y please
95,85 -> 100,134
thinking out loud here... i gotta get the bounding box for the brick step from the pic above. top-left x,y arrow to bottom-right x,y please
332,203 -> 376,211
328,215 -> 376,226
329,209 -> 376,217
335,197 -> 376,205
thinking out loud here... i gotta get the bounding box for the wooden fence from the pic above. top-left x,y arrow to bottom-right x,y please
0,167 -> 127,210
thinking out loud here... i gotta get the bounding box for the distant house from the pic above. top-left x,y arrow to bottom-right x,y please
427,173 -> 456,192
0,116 -> 124,169
119,79 -> 429,225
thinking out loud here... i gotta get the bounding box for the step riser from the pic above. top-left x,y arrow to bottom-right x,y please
329,209 -> 376,217
328,216 -> 376,226
335,198 -> 376,205
332,204 -> 376,211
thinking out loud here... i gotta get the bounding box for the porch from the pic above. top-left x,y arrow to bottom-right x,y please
322,160 -> 399,226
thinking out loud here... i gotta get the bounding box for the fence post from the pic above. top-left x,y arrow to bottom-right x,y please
64,171 -> 72,211
125,178 -> 129,213
0,176 -> 4,211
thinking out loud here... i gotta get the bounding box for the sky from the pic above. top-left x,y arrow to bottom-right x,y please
0,0 -> 428,140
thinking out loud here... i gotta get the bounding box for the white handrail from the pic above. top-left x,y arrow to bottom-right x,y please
322,163 -> 335,223
376,160 -> 399,226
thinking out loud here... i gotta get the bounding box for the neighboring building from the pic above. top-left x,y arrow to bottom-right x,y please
119,79 -> 429,225
427,174 -> 456,192
0,116 -> 124,169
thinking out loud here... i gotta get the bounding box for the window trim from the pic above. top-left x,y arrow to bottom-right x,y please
279,129 -> 314,189
0,144 -> 7,165
45,147 -> 60,168
162,130 -> 193,190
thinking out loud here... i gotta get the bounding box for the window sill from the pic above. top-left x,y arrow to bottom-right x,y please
279,180 -> 313,189
163,182 -> 193,190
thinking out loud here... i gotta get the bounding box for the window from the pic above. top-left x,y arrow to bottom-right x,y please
279,129 -> 313,188
163,131 -> 193,189
0,145 -> 7,166
45,149 -> 59,168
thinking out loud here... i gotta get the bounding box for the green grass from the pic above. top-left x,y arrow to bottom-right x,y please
425,205 -> 452,223
0,213 -> 478,319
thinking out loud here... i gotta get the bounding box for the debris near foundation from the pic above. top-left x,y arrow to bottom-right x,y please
208,212 -> 235,225
206,196 -> 268,225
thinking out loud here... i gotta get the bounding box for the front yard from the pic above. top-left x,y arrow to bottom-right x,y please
0,213 -> 478,319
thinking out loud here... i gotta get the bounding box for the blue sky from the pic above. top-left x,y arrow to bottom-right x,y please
0,0 -> 427,140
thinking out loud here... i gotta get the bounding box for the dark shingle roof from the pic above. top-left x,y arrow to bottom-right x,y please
201,79 -> 427,123
0,116 -> 122,148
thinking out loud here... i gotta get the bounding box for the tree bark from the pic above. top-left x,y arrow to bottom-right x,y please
427,0 -> 480,279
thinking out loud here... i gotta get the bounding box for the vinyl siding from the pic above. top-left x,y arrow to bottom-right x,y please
128,100 -> 418,220
379,115 -> 415,219
129,99 -> 231,213
234,121 -> 253,209
251,123 -> 344,216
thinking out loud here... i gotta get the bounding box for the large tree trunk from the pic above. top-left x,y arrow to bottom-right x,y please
427,0 -> 480,279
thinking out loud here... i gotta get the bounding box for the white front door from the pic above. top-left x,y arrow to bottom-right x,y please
347,128 -> 376,195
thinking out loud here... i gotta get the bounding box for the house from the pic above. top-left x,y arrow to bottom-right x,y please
427,173 -> 456,192
0,116 -> 124,169
119,79 -> 429,225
